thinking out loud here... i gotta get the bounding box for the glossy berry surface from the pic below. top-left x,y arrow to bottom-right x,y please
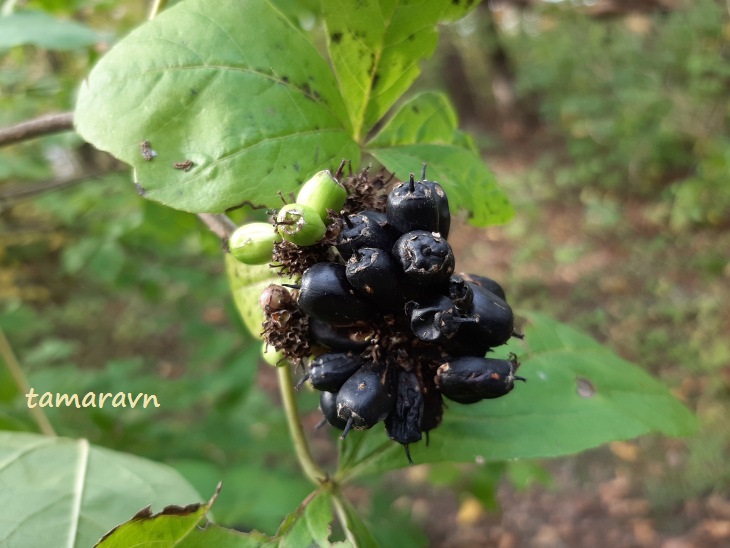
307,351 -> 362,392
298,262 -> 377,326
435,356 -> 521,404
386,174 -> 440,234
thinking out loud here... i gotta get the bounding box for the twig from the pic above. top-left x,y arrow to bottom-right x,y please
196,213 -> 237,241
0,329 -> 56,437
0,112 -> 74,148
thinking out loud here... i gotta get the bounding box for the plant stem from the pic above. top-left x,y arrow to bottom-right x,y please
0,329 -> 56,436
276,364 -> 327,486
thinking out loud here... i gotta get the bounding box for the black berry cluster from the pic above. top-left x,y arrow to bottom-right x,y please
231,162 -> 525,464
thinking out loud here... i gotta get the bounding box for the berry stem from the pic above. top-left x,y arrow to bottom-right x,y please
276,364 -> 327,485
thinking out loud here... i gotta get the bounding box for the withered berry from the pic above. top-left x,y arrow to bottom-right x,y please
385,368 -> 424,464
393,230 -> 455,288
336,212 -> 395,260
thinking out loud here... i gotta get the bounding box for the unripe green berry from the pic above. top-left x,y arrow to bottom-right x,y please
261,343 -> 287,367
296,170 -> 347,222
229,222 -> 282,265
276,203 -> 326,246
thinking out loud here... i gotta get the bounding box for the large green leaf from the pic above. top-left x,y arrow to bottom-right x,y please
335,312 -> 697,480
368,92 -> 513,225
75,0 -> 358,214
0,432 -> 203,548
322,0 -> 478,140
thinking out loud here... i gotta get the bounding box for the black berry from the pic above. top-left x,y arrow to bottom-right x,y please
298,262 -> 378,326
386,173 -> 440,234
336,360 -> 394,437
306,352 -> 363,392
435,355 -> 523,404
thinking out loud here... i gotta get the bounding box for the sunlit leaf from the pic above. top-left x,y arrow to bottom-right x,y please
322,0 -> 478,139
75,0 -> 358,213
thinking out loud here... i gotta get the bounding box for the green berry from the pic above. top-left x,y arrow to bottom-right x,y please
229,222 -> 282,265
276,203 -> 326,246
296,170 -> 347,222
261,343 -> 286,367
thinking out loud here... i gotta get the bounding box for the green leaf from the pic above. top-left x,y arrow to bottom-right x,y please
336,312 -> 697,480
95,485 -> 269,548
367,92 -> 513,225
270,490 -> 334,547
75,0 -> 359,214
0,431 -> 203,548
322,0 -> 477,140
0,11 -> 101,50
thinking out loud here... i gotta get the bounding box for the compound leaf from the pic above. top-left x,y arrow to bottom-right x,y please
368,92 -> 513,225
322,0 -> 478,140
75,0 -> 358,213
336,312 -> 697,480
0,432 -> 203,548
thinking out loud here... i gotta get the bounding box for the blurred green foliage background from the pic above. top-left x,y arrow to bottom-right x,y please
1,0 -> 728,545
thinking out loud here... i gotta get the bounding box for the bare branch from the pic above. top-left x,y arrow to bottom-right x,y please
0,112 -> 75,147
197,213 -> 238,244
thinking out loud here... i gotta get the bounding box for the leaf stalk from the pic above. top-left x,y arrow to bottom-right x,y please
276,363 -> 327,486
